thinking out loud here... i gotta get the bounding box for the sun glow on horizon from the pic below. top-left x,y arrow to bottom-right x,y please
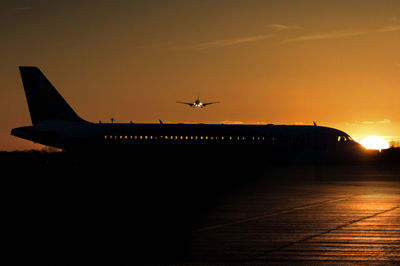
360,136 -> 390,151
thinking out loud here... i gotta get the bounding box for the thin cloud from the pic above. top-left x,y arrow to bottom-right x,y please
352,119 -> 391,125
283,24 -> 400,44
361,121 -> 374,125
283,29 -> 367,43
184,34 -> 273,50
269,24 -> 299,31
378,119 -> 391,124
362,119 -> 391,125
377,25 -> 400,32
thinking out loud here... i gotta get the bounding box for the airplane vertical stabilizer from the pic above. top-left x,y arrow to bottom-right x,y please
19,66 -> 85,125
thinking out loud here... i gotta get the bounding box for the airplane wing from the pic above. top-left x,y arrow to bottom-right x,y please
202,102 -> 220,106
176,101 -> 194,107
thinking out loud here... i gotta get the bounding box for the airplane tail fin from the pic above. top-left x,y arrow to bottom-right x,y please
19,66 -> 86,125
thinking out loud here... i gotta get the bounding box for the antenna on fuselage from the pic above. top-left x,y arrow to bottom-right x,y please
111,118 -> 114,124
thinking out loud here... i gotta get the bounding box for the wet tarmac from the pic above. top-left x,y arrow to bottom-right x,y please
2,152 -> 400,264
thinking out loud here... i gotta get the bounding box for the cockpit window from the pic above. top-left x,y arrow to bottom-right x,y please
338,136 -> 348,142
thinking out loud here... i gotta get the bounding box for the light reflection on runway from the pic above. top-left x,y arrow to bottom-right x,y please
181,166 -> 400,263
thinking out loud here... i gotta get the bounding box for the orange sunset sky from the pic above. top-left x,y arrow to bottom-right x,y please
1,0 -> 400,150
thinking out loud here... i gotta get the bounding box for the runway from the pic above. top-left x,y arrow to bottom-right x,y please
2,152 -> 400,264
182,177 -> 400,264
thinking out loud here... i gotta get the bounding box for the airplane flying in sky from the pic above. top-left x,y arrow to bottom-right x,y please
176,96 -> 219,108
11,66 -> 365,162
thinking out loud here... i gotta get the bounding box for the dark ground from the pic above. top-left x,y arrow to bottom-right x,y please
1,149 -> 400,264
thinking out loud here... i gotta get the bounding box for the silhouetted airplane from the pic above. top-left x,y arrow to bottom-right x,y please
11,66 -> 364,161
176,96 -> 219,108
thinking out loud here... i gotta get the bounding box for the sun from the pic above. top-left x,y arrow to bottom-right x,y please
360,136 -> 390,151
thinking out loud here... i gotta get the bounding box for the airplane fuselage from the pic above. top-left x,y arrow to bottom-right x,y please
12,121 -> 364,161
193,100 -> 203,108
